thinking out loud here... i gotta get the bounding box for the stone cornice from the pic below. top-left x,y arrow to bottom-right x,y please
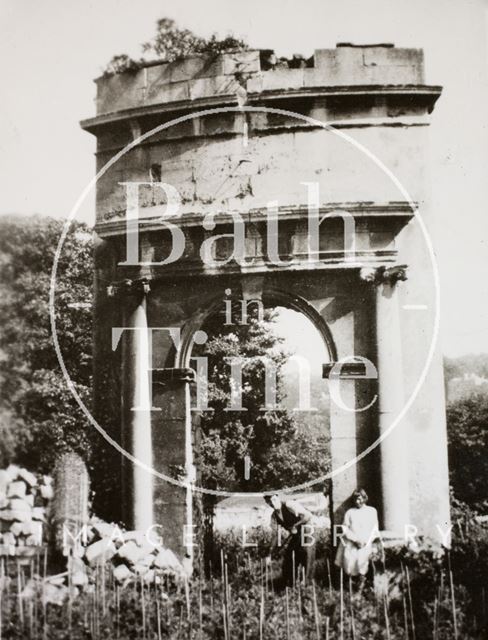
105,250 -> 398,282
95,201 -> 415,238
81,85 -> 441,134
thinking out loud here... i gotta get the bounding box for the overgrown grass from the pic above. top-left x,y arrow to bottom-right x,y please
1,501 -> 487,639
0,530 -> 486,639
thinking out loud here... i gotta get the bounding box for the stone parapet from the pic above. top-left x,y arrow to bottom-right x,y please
83,45 -> 432,128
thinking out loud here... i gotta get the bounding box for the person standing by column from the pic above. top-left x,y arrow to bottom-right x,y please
335,488 -> 379,587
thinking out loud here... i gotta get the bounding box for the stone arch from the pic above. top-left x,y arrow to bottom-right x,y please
175,286 -> 338,369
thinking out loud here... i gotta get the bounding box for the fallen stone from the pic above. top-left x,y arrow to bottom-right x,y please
4,509 -> 30,523
32,507 -> 45,521
92,521 -> 124,543
122,530 -> 147,544
116,540 -> 145,565
0,510 -> 14,525
6,465 -> 21,481
2,532 -> 16,546
71,570 -> 89,586
134,562 -> 151,576
10,522 -> 24,536
113,564 -> 132,583
0,470 -> 10,496
7,481 -> 27,499
18,468 -> 37,487
9,498 -> 31,512
142,569 -> 155,583
14,521 -> 43,541
85,539 -> 115,565
152,548 -> 182,571
40,485 -> 54,500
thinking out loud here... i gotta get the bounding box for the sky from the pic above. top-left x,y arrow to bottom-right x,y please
1,0 -> 487,357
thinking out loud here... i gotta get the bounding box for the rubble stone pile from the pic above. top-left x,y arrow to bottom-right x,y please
65,517 -> 185,587
0,465 -> 53,554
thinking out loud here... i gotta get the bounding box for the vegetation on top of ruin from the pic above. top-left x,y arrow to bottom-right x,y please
103,17 -> 249,77
102,17 -> 313,78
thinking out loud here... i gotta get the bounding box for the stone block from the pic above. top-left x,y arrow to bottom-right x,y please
311,46 -> 424,86
170,56 -> 224,82
122,529 -> 147,544
18,468 -> 37,487
10,522 -> 24,536
85,539 -> 115,565
9,498 -> 31,512
221,50 -> 260,76
6,464 -> 21,481
32,507 -> 45,521
145,80 -> 190,106
189,76 -> 239,101
7,481 -> 26,499
8,510 -> 30,523
262,68 -> 304,91
40,484 -> 54,500
96,72 -> 145,115
113,563 -> 132,583
71,569 -> 89,586
246,75 -> 263,93
152,548 -> 181,571
116,540 -> 145,565
92,521 -> 122,540
0,470 -> 9,496
2,532 -> 15,546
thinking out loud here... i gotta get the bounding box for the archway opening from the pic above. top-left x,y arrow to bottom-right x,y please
189,300 -> 332,495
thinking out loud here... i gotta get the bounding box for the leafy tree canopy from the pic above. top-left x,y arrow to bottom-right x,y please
0,215 -> 93,471
446,393 -> 488,512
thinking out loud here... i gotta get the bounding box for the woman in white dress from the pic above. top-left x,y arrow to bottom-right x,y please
335,488 -> 379,577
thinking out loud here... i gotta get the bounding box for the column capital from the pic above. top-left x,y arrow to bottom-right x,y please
106,277 -> 151,299
360,265 -> 408,287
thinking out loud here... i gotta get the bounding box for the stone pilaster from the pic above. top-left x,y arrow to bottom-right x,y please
109,278 -> 154,531
361,265 -> 410,533
152,368 -> 195,562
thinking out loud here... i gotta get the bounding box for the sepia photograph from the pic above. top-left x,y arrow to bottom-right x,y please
1,0 -> 487,637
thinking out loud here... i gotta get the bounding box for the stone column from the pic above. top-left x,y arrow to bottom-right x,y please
152,368 -> 195,562
362,265 -> 410,533
118,279 -> 154,531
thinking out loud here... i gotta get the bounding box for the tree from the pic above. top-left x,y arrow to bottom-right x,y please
104,17 -> 248,76
0,215 -> 93,471
446,393 -> 488,511
195,308 -> 329,494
